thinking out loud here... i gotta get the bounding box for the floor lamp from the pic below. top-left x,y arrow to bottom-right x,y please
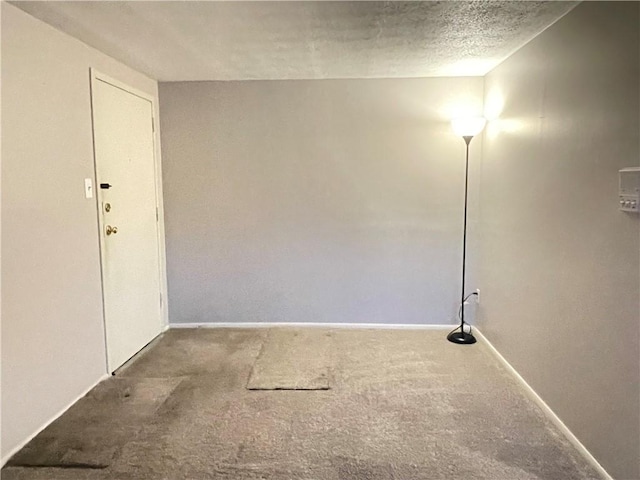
447,117 -> 486,345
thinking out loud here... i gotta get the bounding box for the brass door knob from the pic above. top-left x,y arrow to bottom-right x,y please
106,225 -> 118,236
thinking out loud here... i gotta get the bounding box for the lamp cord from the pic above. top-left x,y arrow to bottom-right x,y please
448,292 -> 478,337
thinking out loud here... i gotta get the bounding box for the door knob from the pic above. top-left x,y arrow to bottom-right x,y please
106,225 -> 118,236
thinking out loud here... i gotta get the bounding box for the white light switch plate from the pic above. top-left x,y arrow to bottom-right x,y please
84,178 -> 94,199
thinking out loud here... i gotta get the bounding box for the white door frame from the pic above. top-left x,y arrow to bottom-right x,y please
89,68 -> 169,373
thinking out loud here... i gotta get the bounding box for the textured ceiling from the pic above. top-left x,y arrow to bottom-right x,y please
11,1 -> 578,81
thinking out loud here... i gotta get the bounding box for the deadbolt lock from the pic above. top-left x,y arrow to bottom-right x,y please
106,225 -> 118,236
104,203 -> 111,212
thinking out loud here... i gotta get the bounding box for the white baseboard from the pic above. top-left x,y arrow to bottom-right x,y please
169,322 -> 454,330
474,328 -> 612,480
1,373 -> 110,468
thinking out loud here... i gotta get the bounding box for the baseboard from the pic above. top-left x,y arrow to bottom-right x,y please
170,322 -> 454,330
474,328 -> 613,480
0,373 -> 110,468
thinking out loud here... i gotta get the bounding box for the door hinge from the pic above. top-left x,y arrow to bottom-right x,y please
156,207 -> 159,222
151,116 -> 155,133
160,293 -> 163,307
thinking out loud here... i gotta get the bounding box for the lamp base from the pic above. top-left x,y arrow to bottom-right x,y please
447,330 -> 477,345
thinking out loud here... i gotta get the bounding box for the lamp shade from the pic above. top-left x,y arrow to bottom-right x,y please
451,117 -> 486,137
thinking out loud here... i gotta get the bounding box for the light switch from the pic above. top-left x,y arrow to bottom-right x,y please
84,178 -> 94,199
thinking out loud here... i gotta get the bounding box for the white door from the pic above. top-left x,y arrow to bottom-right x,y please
91,75 -> 163,373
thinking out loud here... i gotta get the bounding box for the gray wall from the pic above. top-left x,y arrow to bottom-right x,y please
1,3 -> 160,462
478,2 -> 639,479
160,78 -> 484,325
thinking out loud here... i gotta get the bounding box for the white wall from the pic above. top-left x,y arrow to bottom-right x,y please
1,3 -> 161,462
478,2 -> 639,479
159,78 -> 484,326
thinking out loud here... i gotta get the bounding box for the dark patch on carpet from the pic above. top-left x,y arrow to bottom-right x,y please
8,463 -> 109,470
6,377 -> 182,469
119,328 -> 265,379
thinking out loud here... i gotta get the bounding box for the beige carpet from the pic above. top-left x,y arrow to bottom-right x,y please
247,329 -> 331,390
2,327 -> 602,480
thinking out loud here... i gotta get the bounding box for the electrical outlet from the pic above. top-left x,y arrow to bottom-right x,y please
476,289 -> 480,304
